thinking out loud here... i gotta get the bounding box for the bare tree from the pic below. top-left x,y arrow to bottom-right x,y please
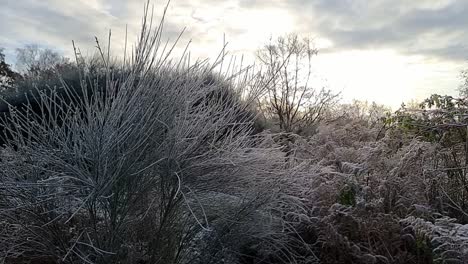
256,34 -> 339,133
16,44 -> 69,76
329,100 -> 390,127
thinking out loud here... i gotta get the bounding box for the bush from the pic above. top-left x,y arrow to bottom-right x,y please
0,7 -> 307,264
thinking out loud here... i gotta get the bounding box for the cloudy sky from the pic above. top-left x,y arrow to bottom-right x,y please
1,0 -> 467,108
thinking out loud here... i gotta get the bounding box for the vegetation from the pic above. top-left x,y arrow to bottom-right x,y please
0,48 -> 19,90
0,2 -> 467,264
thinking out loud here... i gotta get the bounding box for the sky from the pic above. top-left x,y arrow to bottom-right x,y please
1,0 -> 467,108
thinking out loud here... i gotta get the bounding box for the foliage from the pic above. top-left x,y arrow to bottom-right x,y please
267,112 -> 468,263
338,184 -> 357,207
385,94 -> 468,222
0,48 -> 19,91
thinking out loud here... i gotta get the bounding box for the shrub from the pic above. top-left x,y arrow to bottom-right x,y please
0,5 -> 306,264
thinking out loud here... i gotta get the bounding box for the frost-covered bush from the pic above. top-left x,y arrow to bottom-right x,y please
386,95 -> 468,222
270,115 -> 468,263
401,216 -> 468,263
0,7 -> 308,264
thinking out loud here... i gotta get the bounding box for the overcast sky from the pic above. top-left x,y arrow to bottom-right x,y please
1,0 -> 467,108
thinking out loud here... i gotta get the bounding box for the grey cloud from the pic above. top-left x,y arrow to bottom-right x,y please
224,0 -> 468,61
293,0 -> 468,61
0,0 -> 187,63
1,0 -> 467,64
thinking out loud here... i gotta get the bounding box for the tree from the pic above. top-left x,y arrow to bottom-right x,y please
459,69 -> 468,98
331,100 -> 391,127
15,44 -> 69,77
256,34 -> 339,133
0,48 -> 18,90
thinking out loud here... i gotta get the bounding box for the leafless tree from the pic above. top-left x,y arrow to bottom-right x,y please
328,100 -> 390,127
16,44 -> 69,76
256,34 -> 339,133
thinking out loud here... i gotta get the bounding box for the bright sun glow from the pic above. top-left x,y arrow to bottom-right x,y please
183,4 -> 296,62
312,49 -> 461,109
